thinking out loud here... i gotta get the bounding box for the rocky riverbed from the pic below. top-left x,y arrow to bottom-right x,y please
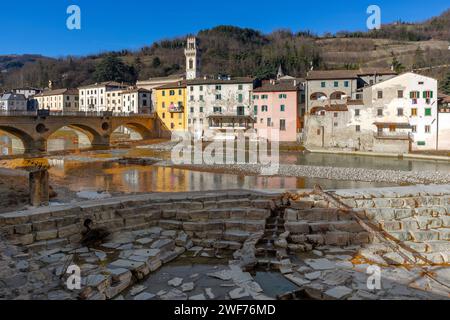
160,161 -> 450,185
1,224 -> 449,300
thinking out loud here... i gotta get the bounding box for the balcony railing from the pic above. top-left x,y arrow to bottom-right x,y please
168,106 -> 184,113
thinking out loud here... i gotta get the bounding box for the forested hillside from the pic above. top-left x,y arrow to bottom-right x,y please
1,9 -> 449,92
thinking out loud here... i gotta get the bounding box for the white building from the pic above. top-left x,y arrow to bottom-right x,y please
364,72 -> 438,151
186,76 -> 255,139
0,93 -> 28,111
12,87 -> 43,99
305,72 -> 439,153
78,81 -> 127,113
121,88 -> 152,114
34,88 -> 79,112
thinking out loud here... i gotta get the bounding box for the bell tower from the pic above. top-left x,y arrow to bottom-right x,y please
185,37 -> 200,80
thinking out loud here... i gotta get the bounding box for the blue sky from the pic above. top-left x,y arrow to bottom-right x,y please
0,0 -> 448,57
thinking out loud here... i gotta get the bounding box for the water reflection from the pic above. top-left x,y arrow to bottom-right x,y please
48,161 -> 393,194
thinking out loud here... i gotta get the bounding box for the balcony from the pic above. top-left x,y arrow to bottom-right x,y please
374,132 -> 412,140
168,104 -> 184,113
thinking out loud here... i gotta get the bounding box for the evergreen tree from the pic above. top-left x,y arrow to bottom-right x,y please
391,52 -> 405,73
93,55 -> 137,83
440,72 -> 450,95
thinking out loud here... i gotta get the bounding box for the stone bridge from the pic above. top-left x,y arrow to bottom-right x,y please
0,112 -> 158,153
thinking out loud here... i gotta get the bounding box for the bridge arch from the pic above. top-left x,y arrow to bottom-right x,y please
0,125 -> 44,153
111,122 -> 154,141
46,123 -> 110,149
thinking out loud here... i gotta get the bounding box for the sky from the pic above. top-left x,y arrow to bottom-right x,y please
0,0 -> 448,57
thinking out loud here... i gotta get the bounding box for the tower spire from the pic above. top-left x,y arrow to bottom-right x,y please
185,37 -> 200,80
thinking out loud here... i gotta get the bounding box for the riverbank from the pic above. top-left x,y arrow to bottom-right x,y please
307,149 -> 450,162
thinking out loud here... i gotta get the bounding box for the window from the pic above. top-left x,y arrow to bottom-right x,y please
411,108 -> 418,116
238,85 -> 243,90
279,94 -> 287,99
377,91 -> 383,99
344,81 -> 349,88
321,82 -> 326,88
267,118 -> 272,127
425,108 -> 432,116
190,96 -> 194,101
355,109 -> 360,117
213,107 -> 222,113
162,102 -> 166,109
411,125 -> 417,133
410,91 -> 420,99
199,107 -> 204,113
162,113 -> 165,119
280,105 -> 285,112
317,129 -> 321,135
162,91 -> 165,97
334,112 -> 338,118
262,105 -> 268,112
253,95 -> 259,100
425,125 -> 431,133
334,81 -> 339,87
216,94 -> 222,100
389,125 -> 396,132
169,90 -> 175,96
254,106 -> 258,115
179,89 -> 182,95
397,108 -> 404,116
423,91 -> 433,99
356,125 -> 361,132
200,86 -> 203,91
377,109 -> 383,117
238,94 -> 243,103
215,85 -> 222,91
171,123 -> 175,129
398,90 -> 404,98
199,95 -> 204,101
190,107 -> 194,113
280,119 -> 286,131
334,122 -> 338,127
261,95 -> 268,99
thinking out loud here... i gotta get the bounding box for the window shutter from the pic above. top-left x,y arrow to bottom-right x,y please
430,91 -> 434,98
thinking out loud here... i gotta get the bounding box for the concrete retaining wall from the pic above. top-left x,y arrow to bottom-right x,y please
285,185 -> 450,263
0,190 -> 276,252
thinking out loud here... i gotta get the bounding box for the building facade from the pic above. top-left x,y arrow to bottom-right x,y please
0,93 -> 27,112
437,94 -> 450,150
253,78 -> 305,142
155,81 -> 187,138
34,89 -> 79,112
186,77 -> 255,139
305,72 -> 439,153
78,81 -> 127,113
12,87 -> 43,99
120,88 -> 152,114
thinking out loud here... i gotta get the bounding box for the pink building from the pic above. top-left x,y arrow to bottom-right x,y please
253,78 -> 305,142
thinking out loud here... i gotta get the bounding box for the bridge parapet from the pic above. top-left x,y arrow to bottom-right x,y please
0,112 -> 157,153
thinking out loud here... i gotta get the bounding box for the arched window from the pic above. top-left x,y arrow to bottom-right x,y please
310,92 -> 327,101
189,59 -> 194,69
330,91 -> 346,100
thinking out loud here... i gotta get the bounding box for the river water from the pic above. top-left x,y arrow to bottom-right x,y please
1,130 -> 449,198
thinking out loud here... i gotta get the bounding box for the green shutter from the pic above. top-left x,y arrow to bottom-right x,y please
431,91 -> 434,98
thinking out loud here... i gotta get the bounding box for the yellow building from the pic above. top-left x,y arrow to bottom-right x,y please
155,81 -> 187,138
